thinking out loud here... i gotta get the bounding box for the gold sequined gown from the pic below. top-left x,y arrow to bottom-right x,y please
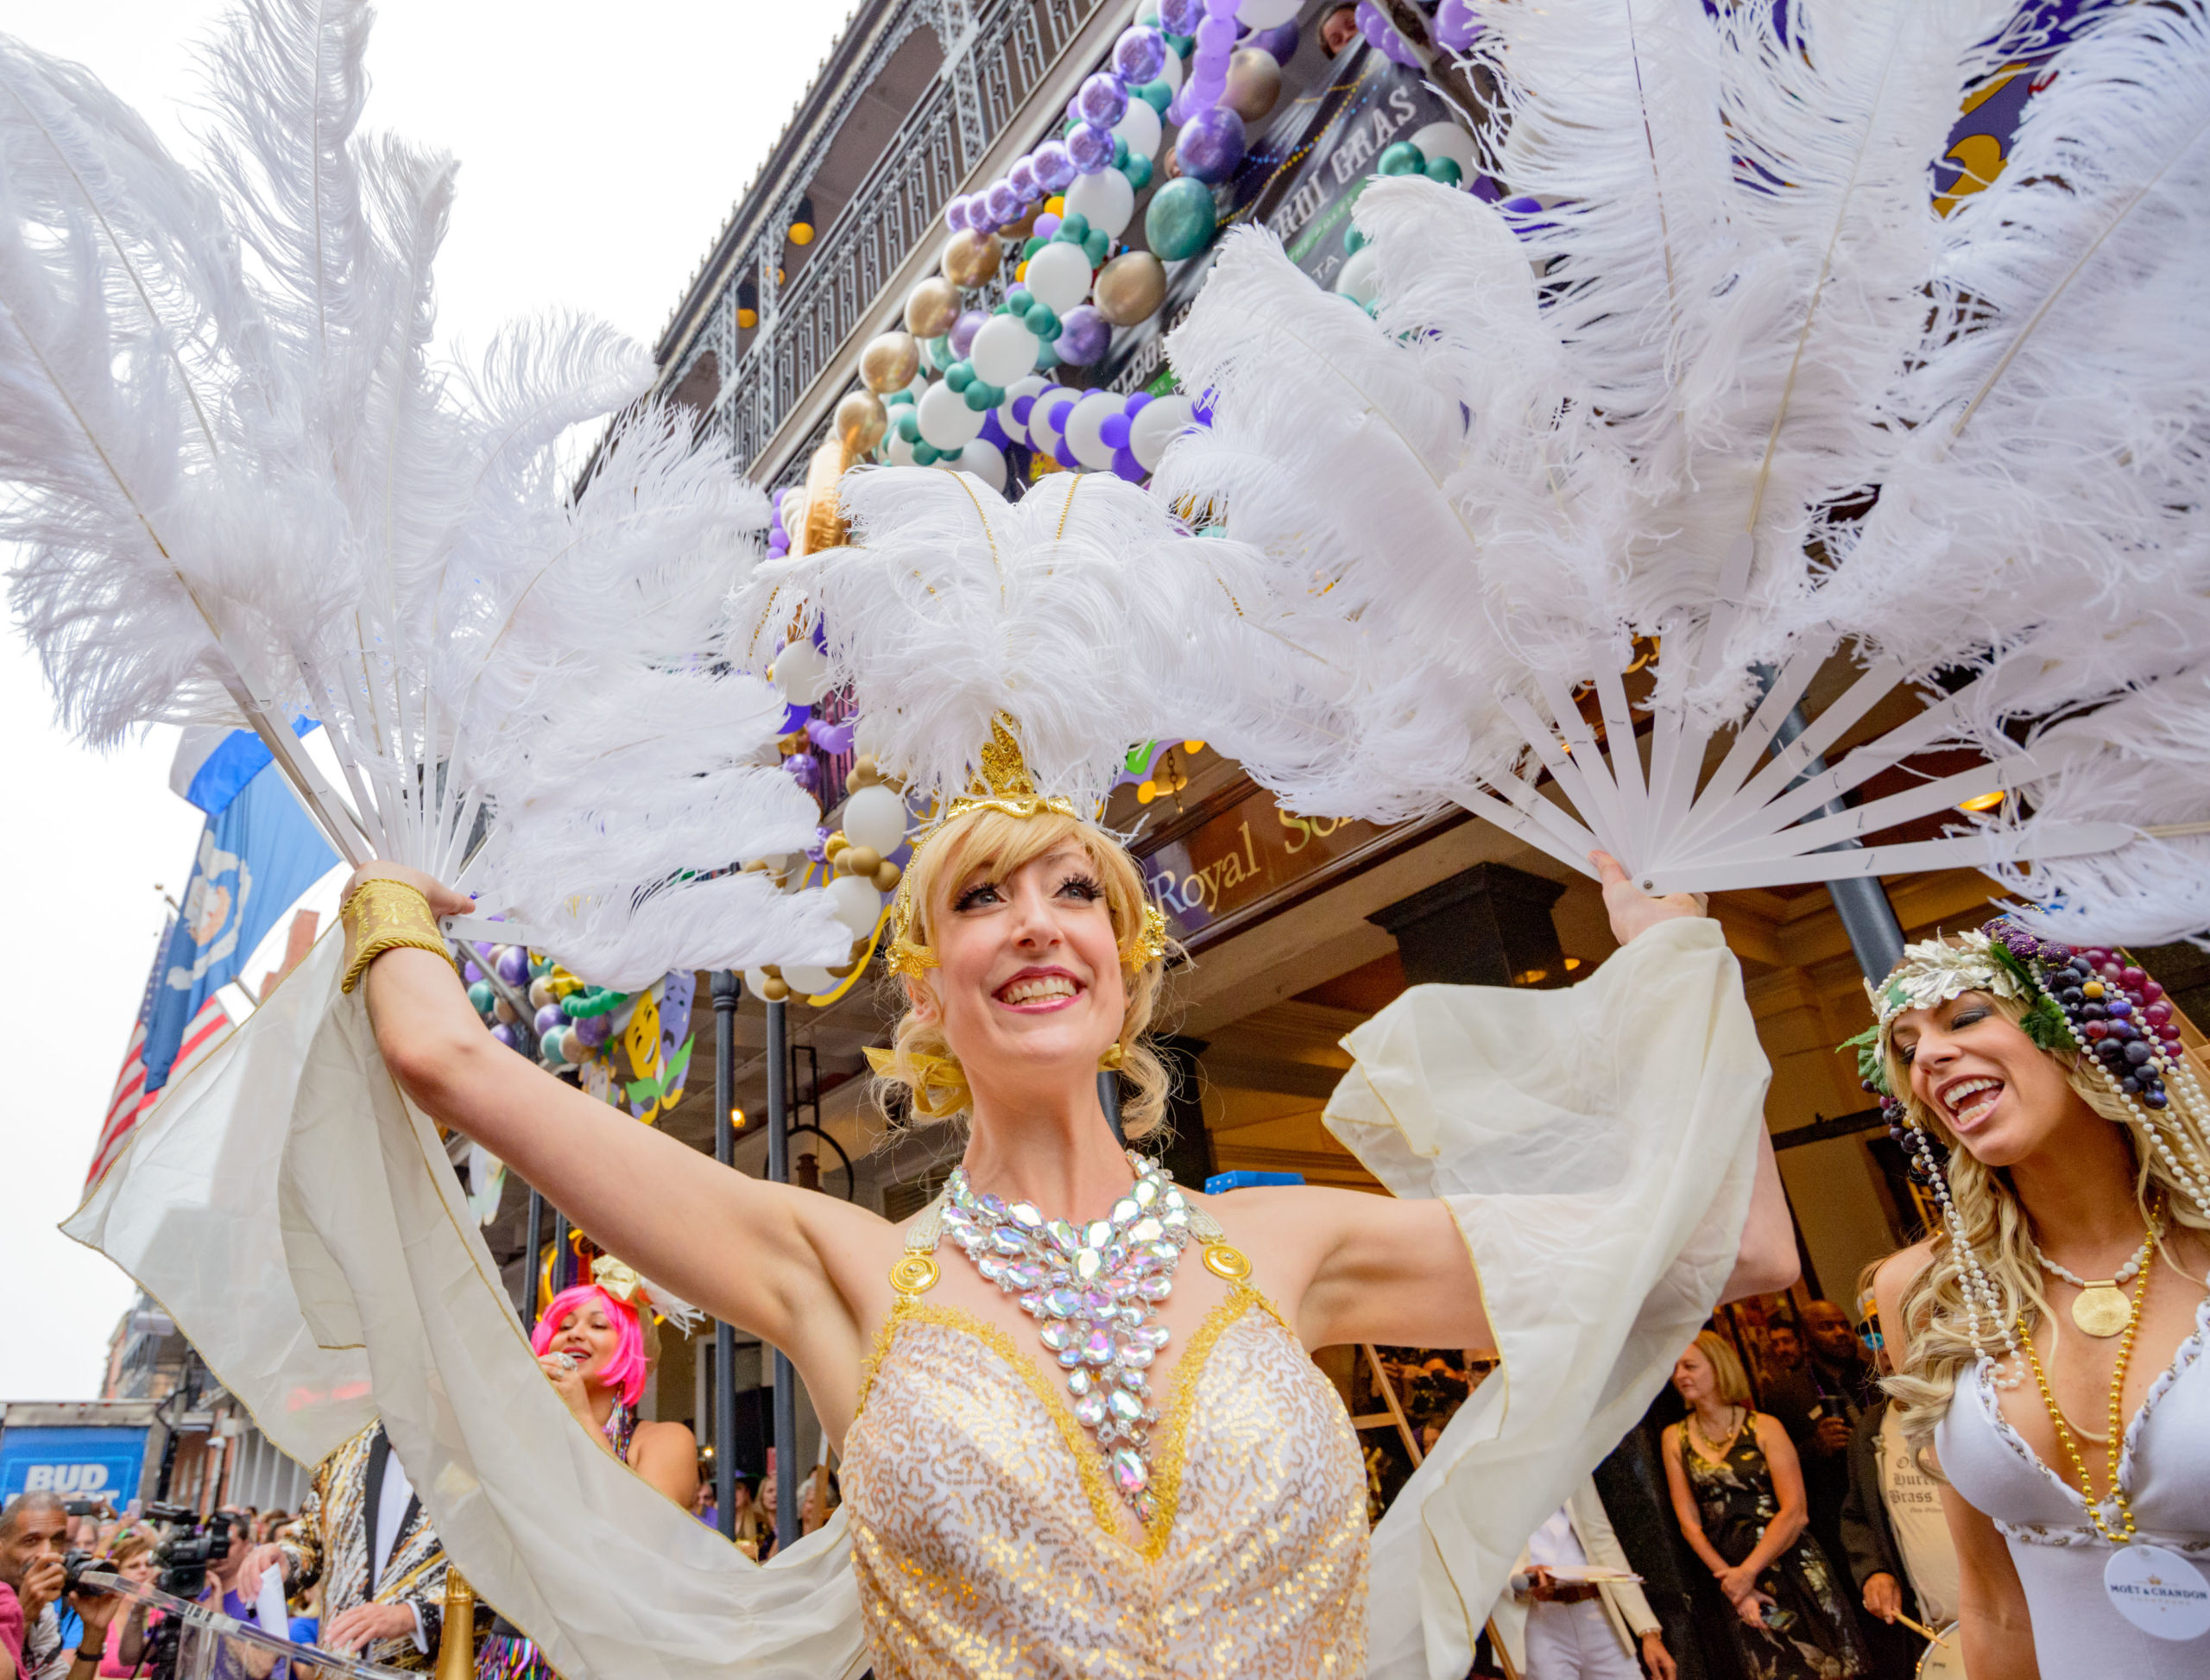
842,1275 -> 1368,1678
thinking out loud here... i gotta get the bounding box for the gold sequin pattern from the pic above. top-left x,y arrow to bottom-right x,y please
843,1298 -> 1367,1677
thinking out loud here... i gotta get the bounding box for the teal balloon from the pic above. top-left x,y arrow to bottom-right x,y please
1083,228 -> 1109,266
1424,155 -> 1463,186
1058,212 -> 1091,242
896,410 -> 922,443
1027,304 -> 1062,340
1113,135 -> 1129,167
963,381 -> 999,411
1377,141 -> 1424,177
885,388 -> 914,407
1344,225 -> 1367,253
945,360 -> 974,392
1162,32 -> 1192,56
467,981 -> 495,1014
1146,176 -> 1217,262
925,334 -> 953,370
1137,79 -> 1173,114
528,955 -> 552,978
1036,342 -> 1061,371
1022,235 -> 1047,260
1122,154 -> 1154,192
912,439 -> 942,465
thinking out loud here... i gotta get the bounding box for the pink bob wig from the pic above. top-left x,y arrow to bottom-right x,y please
531,1285 -> 649,1407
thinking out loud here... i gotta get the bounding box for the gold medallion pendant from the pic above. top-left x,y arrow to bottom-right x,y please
2072,1282 -> 2133,1339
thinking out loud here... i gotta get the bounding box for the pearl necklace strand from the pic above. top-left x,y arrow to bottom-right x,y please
2030,1228 -> 2157,1292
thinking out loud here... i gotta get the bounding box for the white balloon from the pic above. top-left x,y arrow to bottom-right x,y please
1024,241 -> 1094,313
996,373 -> 1049,445
969,313 -> 1042,385
1129,393 -> 1197,471
826,874 -> 883,938
885,429 -> 917,467
917,378 -> 988,449
1113,98 -> 1161,161
1063,167 -> 1135,237
954,438 -> 1008,490
1064,390 -> 1121,471
841,784 -> 908,855
1410,121 -> 1478,177
1157,41 -> 1184,94
1028,388 -> 1077,458
1236,0 -> 1299,24
851,713 -> 887,762
1136,0 -> 1159,21
743,968 -> 774,998
773,637 -> 830,704
1335,244 -> 1382,306
782,963 -> 838,998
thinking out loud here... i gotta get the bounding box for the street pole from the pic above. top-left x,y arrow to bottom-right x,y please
765,998 -> 799,1548
523,1187 -> 543,1326
710,970 -> 742,1541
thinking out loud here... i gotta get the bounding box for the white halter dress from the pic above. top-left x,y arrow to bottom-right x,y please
1935,1294 -> 2210,1677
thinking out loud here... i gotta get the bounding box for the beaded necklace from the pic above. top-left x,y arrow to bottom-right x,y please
941,1151 -> 1195,1523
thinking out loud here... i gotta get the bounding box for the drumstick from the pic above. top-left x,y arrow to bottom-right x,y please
1893,1612 -> 1948,1645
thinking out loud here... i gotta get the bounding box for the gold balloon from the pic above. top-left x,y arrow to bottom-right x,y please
836,387 -> 888,453
858,331 -> 919,395
1223,47 -> 1283,123
940,229 -> 1002,288
903,276 -> 960,338
792,439 -> 854,559
1092,250 -> 1168,327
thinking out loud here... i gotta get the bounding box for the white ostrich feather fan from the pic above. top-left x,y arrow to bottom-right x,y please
0,0 -> 846,984
1159,0 -> 2209,941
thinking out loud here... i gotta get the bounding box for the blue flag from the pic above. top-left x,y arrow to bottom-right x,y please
143,761 -> 338,1093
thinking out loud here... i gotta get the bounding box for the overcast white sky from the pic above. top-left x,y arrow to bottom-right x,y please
0,0 -> 850,1399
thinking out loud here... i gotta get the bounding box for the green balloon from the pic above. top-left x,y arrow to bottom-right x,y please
1344,225 -> 1367,253
896,410 -> 921,443
467,981 -> 494,1014
1082,228 -> 1109,266
1113,135 -> 1129,167
1137,79 -> 1173,114
1377,141 -> 1424,177
944,360 -> 974,393
911,439 -> 942,466
1122,154 -> 1154,192
925,334 -> 953,370
1021,235 -> 1047,260
885,388 -> 914,407
1145,175 -> 1217,262
1424,155 -> 1463,186
1027,304 -> 1062,340
1035,342 -> 1061,371
963,381 -> 1000,412
1163,32 -> 1192,56
1058,212 -> 1091,242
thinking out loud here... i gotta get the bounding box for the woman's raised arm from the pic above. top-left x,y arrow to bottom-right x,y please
350,867 -> 881,1382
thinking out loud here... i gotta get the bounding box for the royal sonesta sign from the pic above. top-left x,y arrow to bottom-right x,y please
1136,778 -> 1456,952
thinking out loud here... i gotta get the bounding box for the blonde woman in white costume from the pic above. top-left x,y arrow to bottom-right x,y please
338,730 -> 1796,1678
1866,925 -> 2210,1676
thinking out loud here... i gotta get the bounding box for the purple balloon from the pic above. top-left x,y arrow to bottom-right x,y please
490,1023 -> 519,1052
945,194 -> 973,231
1249,20 -> 1298,60
463,962 -> 483,985
496,947 -> 529,987
1033,140 -> 1077,193
534,1002 -> 567,1037
1195,14 -> 1237,52
1054,305 -> 1111,365
1175,105 -> 1247,184
1434,0 -> 1481,51
1125,391 -> 1154,416
1076,71 -> 1129,129
985,180 -> 1022,224
978,411 -> 1010,449
574,1013 -> 612,1050
783,754 -> 822,793
1203,0 -> 1239,14
1113,26 -> 1167,84
1067,123 -> 1117,174
1099,413 -> 1132,450
1033,212 -> 1063,241
1111,446 -> 1147,482
1159,0 -> 1203,32
1010,391 -> 1039,426
950,308 -> 988,357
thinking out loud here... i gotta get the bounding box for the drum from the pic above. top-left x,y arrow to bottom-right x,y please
1916,1624 -> 1964,1677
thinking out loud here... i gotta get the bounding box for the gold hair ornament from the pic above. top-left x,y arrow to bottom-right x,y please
340,877 -> 460,995
863,1045 -> 973,1120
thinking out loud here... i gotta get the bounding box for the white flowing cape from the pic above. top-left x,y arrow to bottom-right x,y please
66,916 -> 1763,1680
1332,916 -> 1767,1678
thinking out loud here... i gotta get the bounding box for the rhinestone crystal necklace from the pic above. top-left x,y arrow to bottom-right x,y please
943,1152 -> 1193,1521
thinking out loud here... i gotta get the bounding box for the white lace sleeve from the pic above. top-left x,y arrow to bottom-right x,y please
1323,917 -> 1768,1680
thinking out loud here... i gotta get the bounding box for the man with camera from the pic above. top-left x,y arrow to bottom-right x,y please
0,1494 -> 125,1680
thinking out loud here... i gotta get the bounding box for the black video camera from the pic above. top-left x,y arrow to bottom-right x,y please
144,1503 -> 234,1601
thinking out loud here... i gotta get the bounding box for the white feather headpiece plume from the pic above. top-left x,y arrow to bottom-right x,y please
1159,0 -> 2207,939
0,0 -> 846,983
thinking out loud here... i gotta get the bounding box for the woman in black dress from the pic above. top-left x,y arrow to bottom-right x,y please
1662,1333 -> 1869,1680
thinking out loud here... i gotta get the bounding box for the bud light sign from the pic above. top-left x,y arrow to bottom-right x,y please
0,1426 -> 151,1506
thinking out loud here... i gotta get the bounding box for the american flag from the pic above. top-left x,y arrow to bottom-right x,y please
85,920 -> 230,1190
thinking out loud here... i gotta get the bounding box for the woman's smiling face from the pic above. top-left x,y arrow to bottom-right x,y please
1890,990 -> 2098,1168
910,841 -> 1127,1088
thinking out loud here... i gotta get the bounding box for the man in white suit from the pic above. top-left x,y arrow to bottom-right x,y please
1491,1477 -> 1675,1680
